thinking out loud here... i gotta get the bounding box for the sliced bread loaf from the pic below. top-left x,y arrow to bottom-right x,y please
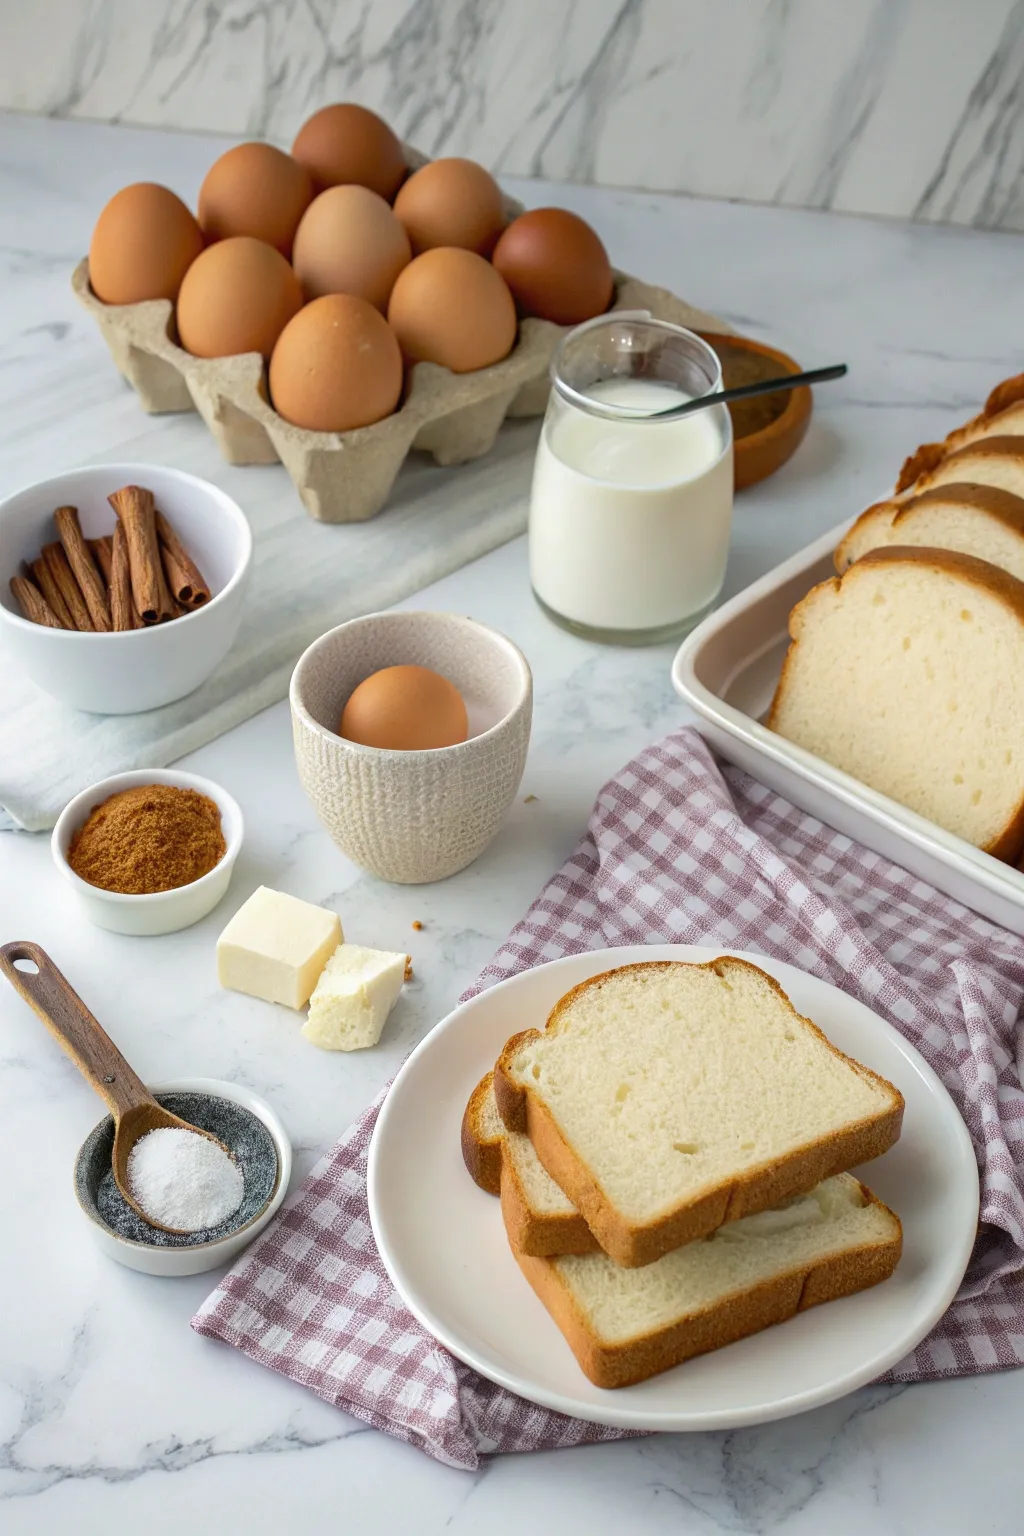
769,546 -> 1024,858
494,957 -> 903,1267
835,483 -> 1024,578
461,1072 -> 599,1255
507,1172 -> 902,1388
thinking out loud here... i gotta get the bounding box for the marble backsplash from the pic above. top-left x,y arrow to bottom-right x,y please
2,0 -> 1023,231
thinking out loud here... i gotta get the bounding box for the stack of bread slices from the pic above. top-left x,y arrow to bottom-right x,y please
461,956 -> 904,1388
770,371 -> 1024,862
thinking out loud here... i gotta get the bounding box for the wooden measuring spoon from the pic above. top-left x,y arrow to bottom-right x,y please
0,940 -> 235,1236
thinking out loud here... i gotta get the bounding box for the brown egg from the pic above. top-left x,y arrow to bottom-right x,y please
392,158 -> 506,256
339,665 -> 468,750
492,208 -> 614,325
198,142 -> 313,257
176,237 -> 303,359
269,293 -> 403,433
387,249 -> 517,374
292,103 -> 407,200
89,183 -> 204,306
292,186 -> 411,309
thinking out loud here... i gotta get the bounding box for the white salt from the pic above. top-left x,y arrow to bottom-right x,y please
127,1127 -> 244,1232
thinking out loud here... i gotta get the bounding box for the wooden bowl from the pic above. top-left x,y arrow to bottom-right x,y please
698,333 -> 812,491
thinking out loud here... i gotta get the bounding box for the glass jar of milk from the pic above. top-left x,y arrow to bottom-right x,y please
529,313 -> 733,644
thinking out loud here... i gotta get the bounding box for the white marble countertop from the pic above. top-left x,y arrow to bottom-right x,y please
2,113 -> 1023,1535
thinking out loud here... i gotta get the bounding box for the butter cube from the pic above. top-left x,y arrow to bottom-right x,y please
217,886 -> 342,1009
303,945 -> 407,1051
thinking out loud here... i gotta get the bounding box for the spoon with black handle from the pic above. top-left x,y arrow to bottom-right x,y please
582,362 -> 848,423
651,362 -> 847,421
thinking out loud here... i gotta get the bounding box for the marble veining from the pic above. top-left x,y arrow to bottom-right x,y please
1,112 -> 1024,1532
2,0 -> 1024,229
914,1 -> 1024,227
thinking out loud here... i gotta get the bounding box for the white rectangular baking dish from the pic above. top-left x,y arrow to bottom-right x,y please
671,517 -> 1024,936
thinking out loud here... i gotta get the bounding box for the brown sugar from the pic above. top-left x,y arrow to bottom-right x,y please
68,784 -> 226,894
712,339 -> 793,440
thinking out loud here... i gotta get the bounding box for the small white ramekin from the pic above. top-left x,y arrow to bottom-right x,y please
73,1077 -> 292,1277
52,768 -> 243,935
0,462 -> 252,714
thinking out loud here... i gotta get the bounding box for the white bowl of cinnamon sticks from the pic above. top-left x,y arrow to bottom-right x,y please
0,463 -> 252,713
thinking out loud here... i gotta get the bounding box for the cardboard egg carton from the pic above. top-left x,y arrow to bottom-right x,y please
73,176 -> 728,523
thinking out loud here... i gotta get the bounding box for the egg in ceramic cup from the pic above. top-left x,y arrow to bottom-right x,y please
290,611 -> 532,883
339,664 -> 469,750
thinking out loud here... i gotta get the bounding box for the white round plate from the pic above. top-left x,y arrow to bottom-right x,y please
368,945 -> 979,1431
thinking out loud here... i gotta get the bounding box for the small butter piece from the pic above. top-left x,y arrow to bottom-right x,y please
303,944 -> 407,1051
217,886 -> 342,1010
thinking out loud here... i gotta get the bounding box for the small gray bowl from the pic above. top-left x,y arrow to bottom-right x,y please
290,611 -> 533,884
73,1077 -> 292,1276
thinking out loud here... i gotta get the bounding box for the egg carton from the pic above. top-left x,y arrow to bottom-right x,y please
72,250 -> 728,525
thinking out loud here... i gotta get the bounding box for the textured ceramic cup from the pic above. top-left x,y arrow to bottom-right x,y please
290,611 -> 532,883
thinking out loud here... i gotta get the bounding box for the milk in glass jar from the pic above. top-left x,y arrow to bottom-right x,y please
529,314 -> 734,644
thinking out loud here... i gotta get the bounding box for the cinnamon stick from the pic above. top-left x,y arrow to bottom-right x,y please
10,574 -> 62,628
108,485 -> 175,624
54,505 -> 111,632
29,555 -> 73,628
92,535 -> 136,622
89,535 -> 114,587
42,542 -> 93,631
156,510 -> 210,608
109,520 -> 141,631
161,545 -> 199,611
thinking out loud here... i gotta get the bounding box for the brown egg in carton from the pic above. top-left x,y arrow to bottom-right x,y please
72,161 -> 728,524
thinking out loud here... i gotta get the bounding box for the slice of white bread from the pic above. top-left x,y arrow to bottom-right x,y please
897,437 -> 1024,503
461,1071 -> 505,1196
507,1172 -> 902,1388
835,483 -> 1024,578
493,957 -> 903,1268
896,372 -> 1024,495
769,546 -> 1024,859
857,439 -> 1024,543
461,1072 -> 599,1255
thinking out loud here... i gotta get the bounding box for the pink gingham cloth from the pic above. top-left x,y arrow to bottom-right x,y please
192,727 -> 1024,1469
